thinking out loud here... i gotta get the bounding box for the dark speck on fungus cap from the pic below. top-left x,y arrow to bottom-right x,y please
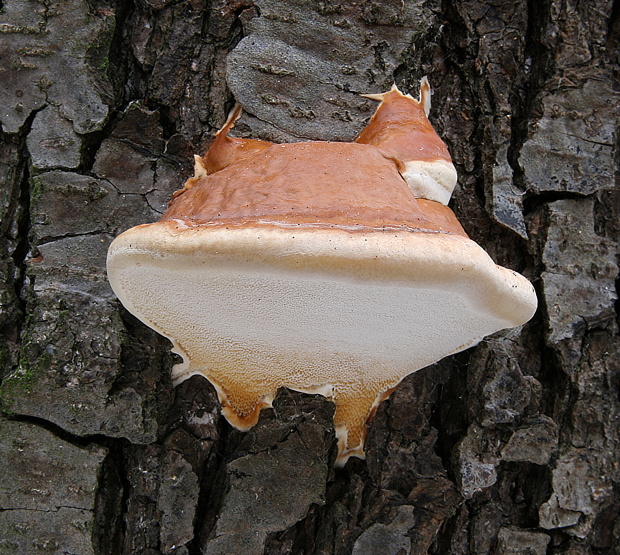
107,79 -> 537,466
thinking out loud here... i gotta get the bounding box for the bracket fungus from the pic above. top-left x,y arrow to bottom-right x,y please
107,78 -> 537,466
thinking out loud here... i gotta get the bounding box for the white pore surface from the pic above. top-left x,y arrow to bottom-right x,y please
401,160 -> 458,205
112,258 -> 507,390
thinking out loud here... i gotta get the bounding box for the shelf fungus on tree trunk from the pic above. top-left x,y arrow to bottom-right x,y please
107,78 -> 537,466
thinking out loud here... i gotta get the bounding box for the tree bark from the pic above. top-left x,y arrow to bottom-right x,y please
0,0 -> 618,553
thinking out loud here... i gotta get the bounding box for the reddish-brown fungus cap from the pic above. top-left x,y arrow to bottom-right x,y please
107,81 -> 537,466
163,141 -> 465,235
356,79 -> 458,205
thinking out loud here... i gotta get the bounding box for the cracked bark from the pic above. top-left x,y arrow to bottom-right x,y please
1,0 -> 618,553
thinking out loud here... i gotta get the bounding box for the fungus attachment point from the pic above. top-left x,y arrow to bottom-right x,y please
107,79 -> 537,466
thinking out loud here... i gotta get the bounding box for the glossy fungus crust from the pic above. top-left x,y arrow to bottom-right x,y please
107,80 -> 537,466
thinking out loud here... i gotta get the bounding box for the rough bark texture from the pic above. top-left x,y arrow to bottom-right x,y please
0,1 -> 618,553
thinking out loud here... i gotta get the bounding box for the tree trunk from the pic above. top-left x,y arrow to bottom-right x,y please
0,1 -> 618,553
